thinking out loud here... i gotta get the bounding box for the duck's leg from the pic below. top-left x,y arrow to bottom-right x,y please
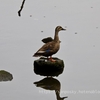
47,56 -> 49,60
49,56 -> 56,62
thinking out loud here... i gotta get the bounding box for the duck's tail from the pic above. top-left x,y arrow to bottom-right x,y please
33,51 -> 45,57
33,53 -> 40,57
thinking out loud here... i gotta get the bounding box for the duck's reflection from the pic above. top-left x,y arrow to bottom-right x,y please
34,77 -> 68,100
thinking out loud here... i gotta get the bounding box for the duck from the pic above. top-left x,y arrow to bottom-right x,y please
33,26 -> 66,62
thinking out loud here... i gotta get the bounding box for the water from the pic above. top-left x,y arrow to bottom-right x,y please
0,0 -> 100,100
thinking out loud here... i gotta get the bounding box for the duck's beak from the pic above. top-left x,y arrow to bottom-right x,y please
62,28 -> 66,30
61,96 -> 68,100
61,96 -> 68,99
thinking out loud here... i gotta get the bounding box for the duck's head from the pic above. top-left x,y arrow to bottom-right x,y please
55,26 -> 66,32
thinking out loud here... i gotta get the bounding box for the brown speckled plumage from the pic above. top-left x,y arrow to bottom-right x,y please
33,26 -> 66,58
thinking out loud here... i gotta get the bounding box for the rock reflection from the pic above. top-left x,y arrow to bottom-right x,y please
0,70 -> 13,82
34,77 -> 68,100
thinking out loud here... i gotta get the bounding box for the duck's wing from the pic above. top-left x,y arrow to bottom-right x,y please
42,37 -> 53,43
33,42 -> 55,57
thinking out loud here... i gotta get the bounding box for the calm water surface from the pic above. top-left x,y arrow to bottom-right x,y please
0,0 -> 100,100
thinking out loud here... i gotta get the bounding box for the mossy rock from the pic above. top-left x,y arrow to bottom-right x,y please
33,57 -> 64,77
0,70 -> 13,82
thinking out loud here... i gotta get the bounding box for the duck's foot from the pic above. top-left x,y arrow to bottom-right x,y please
47,56 -> 56,62
50,59 -> 56,62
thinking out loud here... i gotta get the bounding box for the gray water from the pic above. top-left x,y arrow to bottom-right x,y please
0,0 -> 100,100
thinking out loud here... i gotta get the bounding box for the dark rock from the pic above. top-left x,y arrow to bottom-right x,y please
33,57 -> 64,77
0,70 -> 13,82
